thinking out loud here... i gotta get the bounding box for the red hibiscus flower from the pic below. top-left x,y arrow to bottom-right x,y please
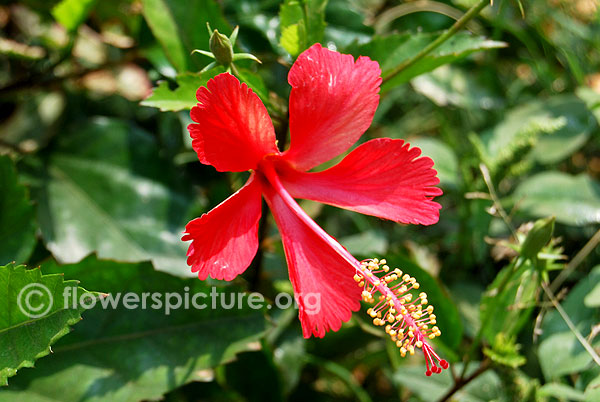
183,43 -> 442,338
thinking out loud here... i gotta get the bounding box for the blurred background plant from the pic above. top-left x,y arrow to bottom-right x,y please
1,0 -> 600,401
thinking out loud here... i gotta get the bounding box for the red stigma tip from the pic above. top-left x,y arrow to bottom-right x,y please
425,370 -> 432,376
440,359 -> 449,369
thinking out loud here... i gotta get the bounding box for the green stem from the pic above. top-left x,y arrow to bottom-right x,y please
381,0 -> 490,85
542,282 -> 600,367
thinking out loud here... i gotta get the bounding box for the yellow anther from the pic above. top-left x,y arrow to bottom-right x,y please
379,259 -> 386,264
421,299 -> 428,305
382,265 -> 389,272
410,277 -> 417,284
354,274 -> 363,282
385,325 -> 391,333
358,281 -> 365,287
409,346 -> 415,355
413,282 -> 420,289
415,341 -> 423,348
419,292 -> 427,299
427,306 -> 434,314
394,268 -> 402,275
369,310 -> 377,318
373,280 -> 381,286
430,319 -> 437,325
398,285 -> 407,293
390,329 -> 397,336
429,333 -> 436,339
388,315 -> 395,323
402,274 -> 410,282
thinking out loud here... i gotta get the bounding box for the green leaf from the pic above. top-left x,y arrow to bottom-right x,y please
141,71 -> 222,112
279,0 -> 327,57
412,65 -> 503,110
407,137 -> 459,188
538,383 -> 586,401
30,117 -> 202,277
511,172 -> 600,226
352,32 -> 506,90
0,263 -> 97,386
392,256 -> 463,350
576,86 -> 600,125
141,0 -> 189,72
538,266 -> 600,379
339,230 -> 388,256
480,260 -> 539,343
0,156 -> 36,265
483,333 -> 526,369
141,0 -> 229,72
584,281 -> 600,307
0,256 -> 267,401
52,0 -> 97,32
483,95 -> 597,165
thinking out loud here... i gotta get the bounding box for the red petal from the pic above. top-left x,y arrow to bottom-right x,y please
278,138 -> 443,225
261,174 -> 361,338
282,44 -> 382,171
189,73 -> 278,172
182,174 -> 262,280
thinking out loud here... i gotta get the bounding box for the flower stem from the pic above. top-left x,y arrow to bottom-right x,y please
381,0 -> 491,85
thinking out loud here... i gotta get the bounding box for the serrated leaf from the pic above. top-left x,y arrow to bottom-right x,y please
352,32 -> 506,91
0,156 -> 36,265
483,333 -> 526,368
0,263 -> 97,386
52,0 -> 97,32
0,256 -> 267,401
141,71 -> 221,112
511,172 -> 600,226
30,117 -> 201,277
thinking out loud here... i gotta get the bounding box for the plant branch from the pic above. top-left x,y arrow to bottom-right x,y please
551,227 -> 600,293
381,0 -> 491,84
438,359 -> 491,402
541,282 -> 600,367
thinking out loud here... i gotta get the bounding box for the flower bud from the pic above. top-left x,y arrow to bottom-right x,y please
209,29 -> 234,66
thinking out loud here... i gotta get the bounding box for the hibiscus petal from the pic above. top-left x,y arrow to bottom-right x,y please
182,174 -> 262,281
282,43 -> 382,171
261,174 -> 361,338
189,73 -> 278,172
278,138 -> 443,225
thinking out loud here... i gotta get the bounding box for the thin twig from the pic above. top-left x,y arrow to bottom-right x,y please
551,228 -> 600,293
542,282 -> 600,367
480,163 -> 519,240
381,0 -> 491,85
438,359 -> 491,402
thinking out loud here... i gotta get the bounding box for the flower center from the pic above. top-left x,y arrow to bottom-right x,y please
355,258 -> 449,376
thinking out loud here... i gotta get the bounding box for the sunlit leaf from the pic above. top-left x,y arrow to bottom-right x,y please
511,172 -> 600,226
0,263 -> 97,386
